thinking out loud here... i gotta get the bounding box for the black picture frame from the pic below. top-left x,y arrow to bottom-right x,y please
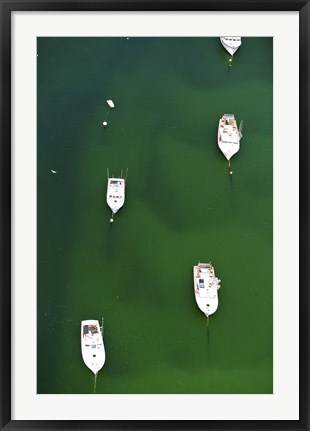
1,0 -> 309,430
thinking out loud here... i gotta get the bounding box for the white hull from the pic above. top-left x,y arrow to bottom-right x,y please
106,177 -> 125,214
81,320 -> 105,375
107,99 -> 115,108
193,262 -> 221,316
218,114 -> 241,161
220,37 -> 242,56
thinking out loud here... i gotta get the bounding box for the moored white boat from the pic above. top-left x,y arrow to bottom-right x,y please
218,114 -> 242,168
220,36 -> 242,56
81,320 -> 105,375
193,262 -> 221,317
106,177 -> 125,213
106,169 -> 127,221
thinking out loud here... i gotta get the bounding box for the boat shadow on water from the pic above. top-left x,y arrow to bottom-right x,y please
229,172 -> 236,210
206,316 -> 210,346
101,220 -> 119,262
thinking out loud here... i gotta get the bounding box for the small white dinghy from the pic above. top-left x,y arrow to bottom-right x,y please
106,169 -> 127,222
107,100 -> 115,108
193,262 -> 221,317
220,36 -> 242,56
218,114 -> 242,173
81,320 -> 105,376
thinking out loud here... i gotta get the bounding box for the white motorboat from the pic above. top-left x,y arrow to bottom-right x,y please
220,36 -> 242,56
218,114 -> 242,169
106,169 -> 127,221
81,320 -> 105,375
193,262 -> 221,317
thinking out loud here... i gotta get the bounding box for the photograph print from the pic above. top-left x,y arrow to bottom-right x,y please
37,36 -> 273,394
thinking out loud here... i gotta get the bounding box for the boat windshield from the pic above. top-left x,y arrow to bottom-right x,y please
199,279 -> 205,288
222,140 -> 239,145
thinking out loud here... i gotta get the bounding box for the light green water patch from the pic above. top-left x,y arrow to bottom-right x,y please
101,358 -> 273,394
139,136 -> 229,231
137,133 -> 272,238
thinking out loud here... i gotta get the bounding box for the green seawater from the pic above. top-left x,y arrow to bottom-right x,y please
37,37 -> 273,394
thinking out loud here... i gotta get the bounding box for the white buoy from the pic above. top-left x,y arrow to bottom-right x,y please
51,170 -> 57,174
107,100 -> 115,108
110,218 -> 114,223
103,121 -> 108,127
126,37 -> 130,40
230,171 -> 233,175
